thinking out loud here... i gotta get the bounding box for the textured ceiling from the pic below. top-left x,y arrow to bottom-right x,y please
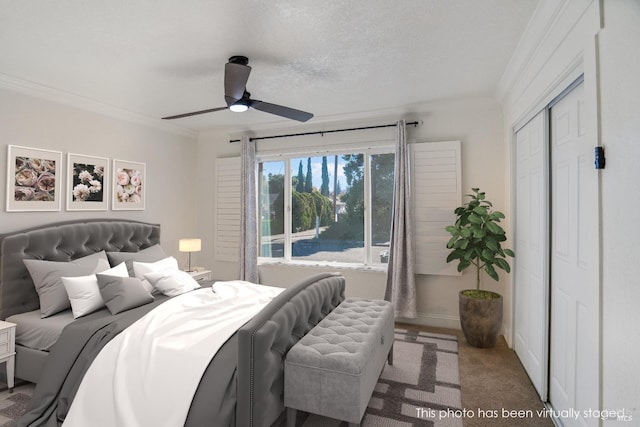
0,0 -> 539,133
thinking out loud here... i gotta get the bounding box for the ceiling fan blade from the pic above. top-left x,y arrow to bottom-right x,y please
224,61 -> 251,104
162,106 -> 228,120
225,95 -> 240,106
251,100 -> 313,122
166,56 -> 312,123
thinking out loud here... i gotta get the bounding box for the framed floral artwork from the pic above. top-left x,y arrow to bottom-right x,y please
112,159 -> 145,210
66,153 -> 109,211
6,145 -> 63,212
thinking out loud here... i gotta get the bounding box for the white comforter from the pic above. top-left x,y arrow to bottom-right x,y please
62,281 -> 284,427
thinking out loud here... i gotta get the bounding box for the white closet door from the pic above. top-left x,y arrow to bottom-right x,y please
513,111 -> 548,399
549,81 -> 599,426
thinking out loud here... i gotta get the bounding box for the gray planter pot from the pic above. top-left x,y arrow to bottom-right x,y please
459,290 -> 503,348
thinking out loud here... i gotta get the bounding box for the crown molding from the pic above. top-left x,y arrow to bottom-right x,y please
495,0 -> 572,103
0,72 -> 198,139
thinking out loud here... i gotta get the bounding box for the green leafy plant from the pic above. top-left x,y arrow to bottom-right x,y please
445,188 -> 515,294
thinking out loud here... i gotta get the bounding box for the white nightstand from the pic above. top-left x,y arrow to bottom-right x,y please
0,320 -> 16,393
188,270 -> 212,282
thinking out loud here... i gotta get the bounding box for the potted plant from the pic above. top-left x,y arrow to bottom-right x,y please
445,188 -> 515,348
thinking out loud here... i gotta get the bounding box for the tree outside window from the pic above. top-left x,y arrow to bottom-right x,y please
258,150 -> 394,266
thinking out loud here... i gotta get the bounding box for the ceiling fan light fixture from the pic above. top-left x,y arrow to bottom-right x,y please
230,103 -> 249,113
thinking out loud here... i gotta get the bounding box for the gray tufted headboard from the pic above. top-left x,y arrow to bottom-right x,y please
0,219 -> 160,320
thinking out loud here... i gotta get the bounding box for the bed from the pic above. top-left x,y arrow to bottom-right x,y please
0,219 -> 345,427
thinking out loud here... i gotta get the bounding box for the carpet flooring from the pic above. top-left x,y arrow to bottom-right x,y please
399,324 -> 554,427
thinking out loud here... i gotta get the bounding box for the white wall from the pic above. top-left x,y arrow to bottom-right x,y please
499,0 -> 640,420
598,0 -> 640,420
197,96 -> 509,330
0,88 -> 200,268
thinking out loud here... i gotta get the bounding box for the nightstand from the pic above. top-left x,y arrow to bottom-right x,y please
188,270 -> 212,282
0,321 -> 16,393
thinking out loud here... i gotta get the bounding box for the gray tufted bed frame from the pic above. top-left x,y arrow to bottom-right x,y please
0,219 -> 346,427
0,219 -> 162,383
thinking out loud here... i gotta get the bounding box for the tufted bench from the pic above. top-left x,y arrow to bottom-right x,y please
284,298 -> 394,426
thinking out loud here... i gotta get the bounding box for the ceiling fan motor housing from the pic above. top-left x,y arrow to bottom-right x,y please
228,55 -> 249,66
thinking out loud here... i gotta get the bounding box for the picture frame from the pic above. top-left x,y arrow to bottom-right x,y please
112,159 -> 145,210
6,145 -> 63,212
66,153 -> 109,211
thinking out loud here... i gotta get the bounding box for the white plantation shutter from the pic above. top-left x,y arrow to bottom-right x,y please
411,141 -> 462,275
215,157 -> 241,262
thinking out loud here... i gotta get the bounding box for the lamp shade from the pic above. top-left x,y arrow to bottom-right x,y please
179,238 -> 201,252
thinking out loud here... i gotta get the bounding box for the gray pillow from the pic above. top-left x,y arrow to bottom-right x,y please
96,274 -> 154,315
106,244 -> 167,277
24,251 -> 110,318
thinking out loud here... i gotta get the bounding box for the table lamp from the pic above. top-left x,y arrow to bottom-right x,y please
179,238 -> 201,272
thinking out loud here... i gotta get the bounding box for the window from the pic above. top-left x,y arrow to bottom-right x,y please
258,149 -> 394,268
214,140 -> 461,276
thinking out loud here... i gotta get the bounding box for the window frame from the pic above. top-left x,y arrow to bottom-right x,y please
256,144 -> 395,270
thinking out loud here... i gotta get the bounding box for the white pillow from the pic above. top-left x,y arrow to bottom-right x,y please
144,269 -> 201,297
62,262 -> 129,319
133,256 -> 180,293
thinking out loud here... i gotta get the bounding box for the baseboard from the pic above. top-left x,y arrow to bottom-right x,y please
396,314 -> 516,348
396,312 -> 460,331
502,325 -> 513,348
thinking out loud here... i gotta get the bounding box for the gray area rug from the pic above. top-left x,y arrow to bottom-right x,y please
294,329 -> 463,426
0,382 -> 35,427
0,330 -> 461,427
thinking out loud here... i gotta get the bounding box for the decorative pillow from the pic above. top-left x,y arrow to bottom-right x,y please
106,244 -> 167,277
144,269 -> 201,297
24,251 -> 110,318
96,274 -> 155,315
132,256 -> 179,293
62,262 -> 129,319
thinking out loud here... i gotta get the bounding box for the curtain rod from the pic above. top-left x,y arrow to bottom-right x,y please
228,120 -> 420,143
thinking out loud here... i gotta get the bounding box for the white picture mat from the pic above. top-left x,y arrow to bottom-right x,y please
112,159 -> 146,210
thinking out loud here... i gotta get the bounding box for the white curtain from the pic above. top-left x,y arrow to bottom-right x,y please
384,120 -> 417,318
239,135 -> 259,282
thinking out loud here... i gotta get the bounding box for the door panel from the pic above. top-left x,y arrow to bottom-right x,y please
549,81 -> 599,427
513,111 -> 547,398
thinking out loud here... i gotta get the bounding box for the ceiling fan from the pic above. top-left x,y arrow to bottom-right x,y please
162,55 -> 313,122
